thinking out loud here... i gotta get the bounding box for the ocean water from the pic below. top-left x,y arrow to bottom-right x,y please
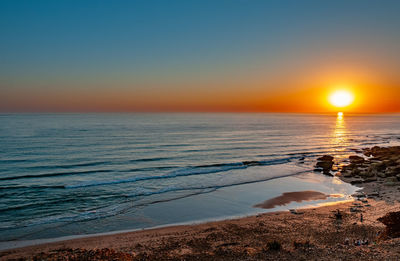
1,113 -> 400,244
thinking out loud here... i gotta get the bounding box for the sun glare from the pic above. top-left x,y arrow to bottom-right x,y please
329,90 -> 354,108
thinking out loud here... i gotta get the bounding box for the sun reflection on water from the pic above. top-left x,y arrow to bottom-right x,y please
333,112 -> 346,148
331,112 -> 351,166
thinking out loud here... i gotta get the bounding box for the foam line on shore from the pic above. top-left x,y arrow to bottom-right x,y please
65,157 -> 299,189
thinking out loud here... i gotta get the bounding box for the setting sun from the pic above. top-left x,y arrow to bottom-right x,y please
329,90 -> 354,108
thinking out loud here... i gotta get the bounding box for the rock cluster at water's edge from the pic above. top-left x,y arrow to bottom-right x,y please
315,146 -> 400,201
339,146 -> 400,186
315,155 -> 334,175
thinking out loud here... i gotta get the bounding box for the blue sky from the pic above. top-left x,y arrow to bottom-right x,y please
1,0 -> 400,112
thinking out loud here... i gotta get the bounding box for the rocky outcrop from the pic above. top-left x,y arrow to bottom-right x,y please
349,155 -> 365,164
335,147 -> 400,186
363,146 -> 400,160
378,211 -> 400,238
315,155 -> 334,175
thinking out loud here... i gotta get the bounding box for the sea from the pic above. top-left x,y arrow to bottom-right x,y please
1,113 -> 400,247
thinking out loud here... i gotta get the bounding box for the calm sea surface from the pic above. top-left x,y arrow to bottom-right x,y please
1,113 -> 400,243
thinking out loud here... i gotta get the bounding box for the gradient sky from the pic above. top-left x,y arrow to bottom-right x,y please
1,0 -> 400,113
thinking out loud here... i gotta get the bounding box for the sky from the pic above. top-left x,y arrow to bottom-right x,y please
1,0 -> 400,113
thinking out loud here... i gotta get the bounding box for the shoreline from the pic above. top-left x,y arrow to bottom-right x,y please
2,146 -> 400,260
0,190 -> 352,252
0,201 -> 354,258
2,198 -> 400,260
0,211 -> 288,252
0,170 -> 356,248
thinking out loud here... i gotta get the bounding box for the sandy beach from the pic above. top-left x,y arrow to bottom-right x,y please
1,199 -> 399,260
2,146 -> 400,260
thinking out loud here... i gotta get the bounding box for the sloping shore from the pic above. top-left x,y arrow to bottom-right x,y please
1,199 -> 400,260
2,146 -> 400,260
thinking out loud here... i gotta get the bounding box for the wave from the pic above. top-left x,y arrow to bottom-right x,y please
125,170 -> 310,199
0,184 -> 65,190
0,159 -> 30,164
21,161 -> 108,170
0,157 -> 179,181
0,169 -> 309,231
128,156 -> 173,163
0,165 -> 186,182
0,169 -> 112,181
65,157 -> 298,189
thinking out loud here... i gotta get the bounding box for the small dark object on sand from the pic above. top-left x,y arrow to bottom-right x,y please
293,240 -> 311,249
267,240 -> 282,251
334,209 -> 343,220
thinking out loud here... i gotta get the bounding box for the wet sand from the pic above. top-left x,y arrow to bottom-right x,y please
254,191 -> 342,209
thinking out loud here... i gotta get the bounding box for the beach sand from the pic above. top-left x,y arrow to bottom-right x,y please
1,199 -> 400,260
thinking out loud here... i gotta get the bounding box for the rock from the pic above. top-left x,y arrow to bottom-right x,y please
341,170 -> 353,177
350,179 -> 364,185
349,155 -> 365,164
371,162 -> 387,172
317,155 -> 334,162
350,207 -> 360,213
351,168 -> 361,176
385,158 -> 398,167
346,163 -> 359,170
289,209 -> 304,215
377,172 -> 387,178
353,192 -> 365,198
378,211 -> 400,238
315,156 -> 334,175
363,148 -> 372,157
363,177 -> 377,183
386,166 -> 400,177
368,192 -> 379,197
316,161 -> 334,169
359,170 -> 375,178
369,146 -> 400,161
386,177 -> 398,183
371,146 -> 382,155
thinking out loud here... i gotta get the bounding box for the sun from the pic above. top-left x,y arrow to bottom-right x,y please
329,90 -> 354,108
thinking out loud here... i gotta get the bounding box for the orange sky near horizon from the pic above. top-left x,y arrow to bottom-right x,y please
2,40 -> 399,113
2,82 -> 399,113
3,55 -> 400,113
1,1 -> 400,114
